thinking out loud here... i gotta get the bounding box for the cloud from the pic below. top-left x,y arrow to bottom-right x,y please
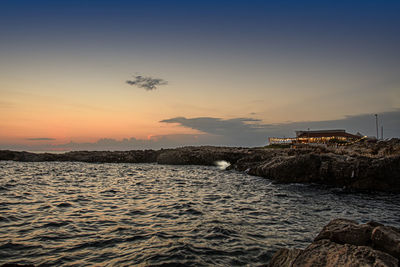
126,75 -> 168,90
26,138 -> 56,141
161,116 -> 272,135
2,135 -> 216,151
2,111 -> 399,151
160,117 -> 275,146
161,110 -> 400,146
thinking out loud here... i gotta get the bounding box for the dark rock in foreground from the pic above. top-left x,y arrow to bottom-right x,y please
269,219 -> 400,267
1,139 -> 400,192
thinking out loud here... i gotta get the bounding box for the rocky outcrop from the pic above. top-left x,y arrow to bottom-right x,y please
1,139 -> 400,192
0,150 -> 160,163
269,219 -> 400,267
230,152 -> 400,192
156,146 -> 251,165
0,147 -> 253,166
0,147 -> 250,165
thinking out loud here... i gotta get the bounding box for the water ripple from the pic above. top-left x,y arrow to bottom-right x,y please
0,161 -> 400,266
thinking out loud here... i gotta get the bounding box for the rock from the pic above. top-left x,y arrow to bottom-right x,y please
290,239 -> 398,267
268,248 -> 302,267
243,153 -> 400,193
314,218 -> 374,246
371,226 -> 400,259
247,154 -> 323,183
156,146 -> 250,166
1,139 -> 400,192
269,219 -> 400,267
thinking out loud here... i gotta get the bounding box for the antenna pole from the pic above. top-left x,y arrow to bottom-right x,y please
375,114 -> 378,139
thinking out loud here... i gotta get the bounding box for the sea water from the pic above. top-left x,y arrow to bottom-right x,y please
1,161 -> 400,266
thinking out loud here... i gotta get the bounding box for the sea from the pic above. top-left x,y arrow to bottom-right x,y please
1,161 -> 400,266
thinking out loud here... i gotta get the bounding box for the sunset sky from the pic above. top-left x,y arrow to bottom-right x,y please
1,0 -> 399,150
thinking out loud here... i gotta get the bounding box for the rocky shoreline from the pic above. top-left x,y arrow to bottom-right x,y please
1,141 -> 400,267
1,139 -> 399,192
269,218 -> 400,267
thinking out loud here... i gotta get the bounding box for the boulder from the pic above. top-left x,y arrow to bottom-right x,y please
269,219 -> 400,267
371,226 -> 400,259
291,239 -> 398,267
314,218 -> 374,246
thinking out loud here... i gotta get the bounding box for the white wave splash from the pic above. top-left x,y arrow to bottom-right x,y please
215,160 -> 231,170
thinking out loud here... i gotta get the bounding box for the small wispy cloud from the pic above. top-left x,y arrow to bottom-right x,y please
26,138 -> 56,141
126,75 -> 168,91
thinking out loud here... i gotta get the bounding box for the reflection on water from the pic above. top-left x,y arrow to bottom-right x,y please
0,161 -> 400,266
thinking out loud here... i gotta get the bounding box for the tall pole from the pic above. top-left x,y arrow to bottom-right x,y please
381,126 -> 383,140
375,114 -> 378,139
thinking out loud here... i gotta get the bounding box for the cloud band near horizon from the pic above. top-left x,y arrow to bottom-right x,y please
2,110 -> 398,151
26,138 -> 56,141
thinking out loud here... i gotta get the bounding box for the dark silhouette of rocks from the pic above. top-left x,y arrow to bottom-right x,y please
230,139 -> 400,192
269,219 -> 400,267
156,146 -> 251,165
1,139 -> 400,192
0,150 -> 159,163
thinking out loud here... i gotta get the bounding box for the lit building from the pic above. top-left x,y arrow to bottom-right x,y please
269,129 -> 363,145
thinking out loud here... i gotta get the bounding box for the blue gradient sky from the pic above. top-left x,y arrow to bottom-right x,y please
0,0 -> 399,149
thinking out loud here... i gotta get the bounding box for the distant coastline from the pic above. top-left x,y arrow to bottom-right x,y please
1,139 -> 399,192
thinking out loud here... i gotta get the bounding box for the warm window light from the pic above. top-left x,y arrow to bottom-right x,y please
269,130 -> 363,145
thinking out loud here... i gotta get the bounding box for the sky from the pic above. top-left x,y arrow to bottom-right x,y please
0,0 -> 399,150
